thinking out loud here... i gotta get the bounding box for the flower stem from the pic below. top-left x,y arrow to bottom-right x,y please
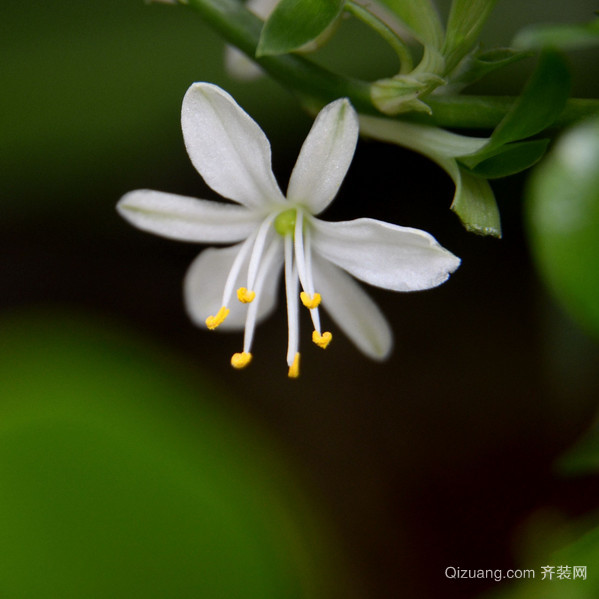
343,1 -> 413,73
185,0 -> 599,129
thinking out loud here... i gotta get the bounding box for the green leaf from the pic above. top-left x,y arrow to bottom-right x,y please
448,47 -> 531,89
463,138 -> 549,179
256,0 -> 344,57
489,49 -> 571,148
376,0 -> 444,49
451,167 -> 501,237
0,310 -> 347,598
462,50 -> 570,168
526,115 -> 599,341
443,0 -> 498,72
513,18 -> 599,51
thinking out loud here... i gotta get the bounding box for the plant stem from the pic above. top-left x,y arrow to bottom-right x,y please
344,1 -> 413,73
424,96 -> 599,129
185,0 -> 599,129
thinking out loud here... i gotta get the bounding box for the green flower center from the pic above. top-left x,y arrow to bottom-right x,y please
274,209 -> 297,236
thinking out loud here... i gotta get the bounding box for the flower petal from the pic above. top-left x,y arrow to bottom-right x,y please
182,83 -> 286,209
117,190 -> 261,243
312,218 -> 460,291
224,46 -> 265,81
286,98 -> 359,215
312,254 -> 392,360
184,240 -> 283,331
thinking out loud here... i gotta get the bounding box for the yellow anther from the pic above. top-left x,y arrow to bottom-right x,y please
300,292 -> 321,310
236,287 -> 256,303
288,353 -> 300,379
312,330 -> 332,349
205,306 -> 229,330
231,352 -> 252,369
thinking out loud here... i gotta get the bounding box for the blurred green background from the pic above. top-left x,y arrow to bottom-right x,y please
1,0 -> 599,597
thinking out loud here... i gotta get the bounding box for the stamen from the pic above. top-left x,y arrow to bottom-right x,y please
294,213 -> 323,334
300,292 -> 321,309
241,240 -> 280,356
221,231 -> 258,308
288,353 -> 300,378
205,306 -> 229,330
231,352 -> 252,369
284,235 -> 300,367
237,287 -> 256,303
312,331 -> 332,349
246,214 -> 276,292
293,210 -> 309,291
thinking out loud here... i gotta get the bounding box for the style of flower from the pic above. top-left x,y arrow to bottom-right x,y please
118,83 -> 460,377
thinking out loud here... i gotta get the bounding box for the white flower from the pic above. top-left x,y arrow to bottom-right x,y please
117,83 -> 460,377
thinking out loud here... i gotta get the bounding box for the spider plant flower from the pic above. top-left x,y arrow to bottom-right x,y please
117,83 -> 460,377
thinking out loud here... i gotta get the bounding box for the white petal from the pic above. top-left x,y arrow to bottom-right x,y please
312,254 -> 392,360
312,218 -> 460,291
117,190 -> 261,243
224,46 -> 265,81
182,83 -> 286,209
286,98 -> 359,215
184,241 -> 283,331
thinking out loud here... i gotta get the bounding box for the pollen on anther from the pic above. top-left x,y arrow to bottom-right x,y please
231,352 -> 252,369
205,306 -> 229,330
300,292 -> 321,310
237,287 -> 256,303
288,353 -> 300,378
312,330 -> 332,349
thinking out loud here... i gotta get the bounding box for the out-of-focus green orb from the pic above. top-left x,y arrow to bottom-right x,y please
526,115 -> 599,339
0,310 -> 349,599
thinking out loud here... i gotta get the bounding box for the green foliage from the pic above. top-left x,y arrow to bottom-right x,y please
461,50 -> 570,173
450,167 -> 501,237
526,115 -> 599,341
256,0 -> 344,57
0,310 -> 344,599
448,47 -> 531,90
443,0 -> 498,72
468,139 -> 550,179
513,18 -> 599,51
376,0 -> 444,48
487,50 -> 570,147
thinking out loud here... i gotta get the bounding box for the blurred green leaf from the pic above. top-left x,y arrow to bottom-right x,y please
526,115 -> 599,341
513,18 -> 599,51
256,0 -> 344,57
464,138 -> 549,179
482,518 -> 599,598
443,0 -> 498,72
557,421 -> 599,476
0,309 -> 348,599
